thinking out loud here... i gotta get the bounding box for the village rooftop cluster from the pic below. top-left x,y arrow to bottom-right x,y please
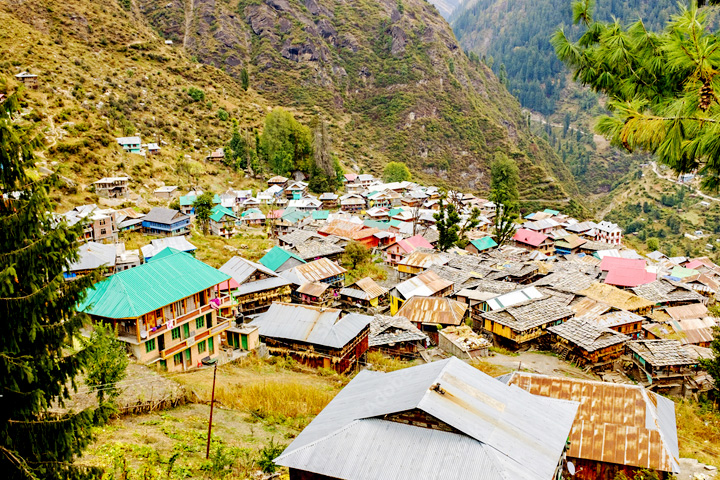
65,171 -> 719,480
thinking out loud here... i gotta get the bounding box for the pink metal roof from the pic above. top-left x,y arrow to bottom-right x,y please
397,234 -> 433,253
512,229 -> 549,247
599,256 -> 646,272
604,268 -> 656,288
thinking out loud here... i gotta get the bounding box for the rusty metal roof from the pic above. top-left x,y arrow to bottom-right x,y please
353,277 -> 388,299
288,257 -> 347,284
396,296 -> 468,326
507,372 -> 680,474
297,282 -> 330,296
395,270 -> 453,300
664,303 -> 708,321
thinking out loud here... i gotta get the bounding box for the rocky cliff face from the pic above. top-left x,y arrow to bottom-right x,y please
139,0 -> 577,198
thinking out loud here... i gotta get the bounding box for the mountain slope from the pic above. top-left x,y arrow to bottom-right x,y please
137,0 -> 578,199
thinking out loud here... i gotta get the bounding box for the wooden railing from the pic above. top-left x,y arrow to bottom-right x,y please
146,295 -> 230,342
159,317 -> 232,360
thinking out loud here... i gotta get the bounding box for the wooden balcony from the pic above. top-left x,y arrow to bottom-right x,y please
159,317 -> 232,360
145,295 -> 230,342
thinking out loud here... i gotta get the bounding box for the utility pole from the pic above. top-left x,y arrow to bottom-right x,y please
205,363 -> 218,460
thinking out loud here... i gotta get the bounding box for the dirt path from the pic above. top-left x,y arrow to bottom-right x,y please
183,0 -> 194,49
483,350 -> 600,380
649,161 -> 720,203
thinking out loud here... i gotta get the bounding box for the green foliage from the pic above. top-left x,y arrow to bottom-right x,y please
434,198 -> 461,251
490,153 -> 520,245
187,87 -> 205,103
226,128 -> 257,173
383,161 -> 411,183
258,438 -> 285,474
216,109 -> 229,121
82,323 -> 129,404
259,108 -> 312,176
240,68 -> 249,91
309,118 -> 342,193
341,242 -> 372,270
700,327 -> 720,401
0,93 -> 108,479
553,2 -> 720,190
193,192 -> 214,235
646,237 -> 659,251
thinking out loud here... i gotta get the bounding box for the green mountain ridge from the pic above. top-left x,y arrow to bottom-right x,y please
1,0 -> 579,204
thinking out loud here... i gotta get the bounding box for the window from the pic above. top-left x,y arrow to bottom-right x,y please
171,327 -> 180,340
183,323 -> 190,338
173,352 -> 182,366
196,317 -> 204,330
208,336 -> 215,354
205,313 -> 212,328
101,229 -> 107,235
145,339 -> 156,353
197,340 -> 206,354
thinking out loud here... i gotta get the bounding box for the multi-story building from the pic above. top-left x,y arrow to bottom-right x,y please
80,249 -> 232,372
93,177 -> 130,199
142,207 -> 190,236
61,204 -> 119,243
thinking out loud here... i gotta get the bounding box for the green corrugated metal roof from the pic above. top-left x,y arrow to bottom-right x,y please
210,205 -> 237,222
241,207 -> 262,218
670,265 -> 698,279
259,246 -> 306,271
179,195 -> 196,206
388,208 -> 403,216
282,208 -> 311,224
543,209 -> 560,215
389,219 -> 402,227
212,194 -> 222,204
312,210 -> 329,220
79,250 -> 230,319
363,219 -> 392,230
470,237 -> 498,251
151,247 -> 181,262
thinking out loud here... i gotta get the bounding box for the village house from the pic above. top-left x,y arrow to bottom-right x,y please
61,205 -> 119,243
599,256 -> 656,288
141,236 -> 196,262
475,285 -> 544,313
116,136 -> 142,154
93,176 -> 130,199
626,339 -> 697,395
285,181 -> 308,200
79,249 -> 232,372
209,205 -> 239,238
397,250 -> 448,278
250,303 -> 371,373
115,243 -> 141,272
15,71 -> 38,88
396,296 -> 468,344
366,189 -> 402,208
142,207 -> 190,236
547,317 -> 629,367
437,325 -> 491,359
512,228 -> 553,253
553,234 -> 586,255
522,218 -> 561,234
153,185 -> 178,200
278,229 -> 325,248
339,277 -> 389,309
390,270 -> 454,314
465,236 -> 498,254
286,239 -> 345,263
476,297 -> 574,347
385,234 -> 433,265
339,193 -> 366,212
267,175 -> 289,189
595,220 -> 623,245
293,282 -> 333,307
663,303 -> 717,347
506,373 -> 680,480
578,282 -> 654,316
146,143 -> 161,155
368,315 -> 428,356
281,257 -> 347,290
219,256 -> 292,316
631,278 -> 707,307
259,246 -> 306,272
240,208 -> 266,226
65,242 -> 118,279
225,324 -> 260,352
288,196 -> 322,211
205,147 -> 224,161
319,192 -> 338,209
274,358 -> 579,480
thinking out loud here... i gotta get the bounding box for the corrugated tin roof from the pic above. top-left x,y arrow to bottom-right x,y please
250,303 -> 371,349
353,277 -> 388,299
288,257 -> 347,284
297,282 -> 330,296
276,358 -> 579,480
395,270 -> 453,300
396,296 -> 468,326
80,250 -> 230,318
507,372 -> 680,474
259,246 -> 306,271
665,303 -> 708,321
219,256 -> 278,284
486,286 -> 543,311
141,236 -> 197,260
69,242 -> 117,272
235,275 -> 291,296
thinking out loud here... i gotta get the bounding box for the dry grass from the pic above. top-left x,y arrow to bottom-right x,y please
468,359 -> 511,377
366,351 -> 421,372
675,399 -> 720,466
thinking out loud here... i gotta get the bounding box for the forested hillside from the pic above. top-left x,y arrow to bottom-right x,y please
450,0 -> 678,115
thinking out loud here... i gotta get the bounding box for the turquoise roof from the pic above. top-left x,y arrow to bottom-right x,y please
470,237 -> 498,251
282,207 -> 311,224
388,208 -> 403,216
312,210 -> 330,220
210,205 -> 237,222
212,194 -> 222,204
179,195 -> 196,206
363,219 -> 392,230
151,247 -> 181,262
389,219 -> 402,227
670,266 -> 698,279
241,207 -> 262,218
543,209 -> 560,215
259,246 -> 306,271
79,250 -> 230,319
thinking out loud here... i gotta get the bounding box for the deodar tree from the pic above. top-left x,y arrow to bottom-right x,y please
552,1 -> 720,190
0,92 -> 108,479
490,153 -> 520,246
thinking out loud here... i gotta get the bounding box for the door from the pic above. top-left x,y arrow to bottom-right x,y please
184,348 -> 192,367
241,334 -> 248,350
158,334 -> 165,352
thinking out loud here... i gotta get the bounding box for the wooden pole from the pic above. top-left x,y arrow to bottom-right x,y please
205,363 -> 217,460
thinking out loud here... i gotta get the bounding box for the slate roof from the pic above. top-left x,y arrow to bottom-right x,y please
480,298 -> 574,332
548,318 -> 629,352
250,303 -> 371,349
369,315 -> 428,347
278,229 -> 324,246
142,207 -> 188,225
289,240 -> 345,260
632,279 -> 705,305
627,339 -> 696,367
80,250 -> 230,318
275,358 -> 579,480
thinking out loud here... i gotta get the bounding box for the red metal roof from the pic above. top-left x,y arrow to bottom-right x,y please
599,256 -> 646,272
396,235 -> 433,253
604,268 -> 656,288
512,229 -> 549,247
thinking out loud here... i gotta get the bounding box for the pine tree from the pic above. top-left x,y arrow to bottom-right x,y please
434,198 -> 461,252
0,92 -> 108,479
490,153 -> 520,246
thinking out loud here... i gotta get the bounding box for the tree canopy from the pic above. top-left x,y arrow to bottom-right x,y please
259,108 -> 312,176
552,1 -> 720,190
193,192 -> 214,235
383,161 -> 411,183
490,153 -> 520,246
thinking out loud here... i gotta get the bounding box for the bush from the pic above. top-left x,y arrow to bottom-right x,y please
217,109 -> 229,121
258,439 -> 285,474
187,87 -> 205,102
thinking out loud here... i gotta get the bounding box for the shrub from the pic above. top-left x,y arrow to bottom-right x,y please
187,87 -> 205,102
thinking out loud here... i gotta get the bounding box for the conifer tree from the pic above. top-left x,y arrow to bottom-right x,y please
0,92 -> 107,479
490,153 -> 520,246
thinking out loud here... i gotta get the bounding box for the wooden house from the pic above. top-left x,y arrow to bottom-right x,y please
547,318 -> 629,367
65,241 -> 118,279
626,339 -> 697,395
631,279 -> 707,307
275,358 -> 579,480
366,189 -> 402,208
205,148 -> 225,161
267,175 -> 289,189
396,296 -> 468,344
79,250 -> 232,372
476,297 -> 574,348
507,373 -> 680,480
319,192 -> 338,209
250,303 -> 371,373
283,257 -> 347,290
339,277 -> 389,308
578,283 -> 654,316
397,250 -> 448,278
15,71 -> 38,88
339,193 -> 366,212
219,256 -> 292,315
287,240 -> 345,263
93,176 -> 130,199
390,270 -> 453,314
141,236 -> 196,262
209,205 -> 239,238
285,181 -> 308,200
293,282 -> 334,307
385,234 -> 433,265
154,186 -> 179,199
142,207 -> 190,236
368,315 -> 428,356
465,236 -> 498,254
116,136 -> 142,154
512,229 -> 553,253
553,234 -> 586,255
